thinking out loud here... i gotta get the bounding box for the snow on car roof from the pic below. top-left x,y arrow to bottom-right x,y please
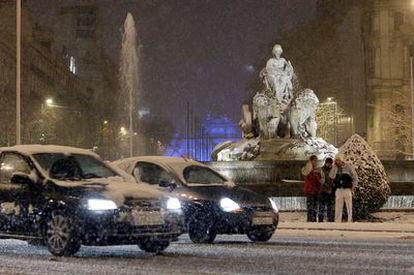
113,156 -> 206,177
113,156 -> 204,171
112,156 -> 228,185
0,144 -> 100,158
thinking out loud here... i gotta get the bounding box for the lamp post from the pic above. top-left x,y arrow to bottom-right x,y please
410,45 -> 414,159
16,0 -> 21,145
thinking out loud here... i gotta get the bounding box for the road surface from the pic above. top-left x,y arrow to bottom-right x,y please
0,234 -> 413,274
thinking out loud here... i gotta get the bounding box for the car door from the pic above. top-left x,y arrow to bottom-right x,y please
134,162 -> 177,187
0,152 -> 36,234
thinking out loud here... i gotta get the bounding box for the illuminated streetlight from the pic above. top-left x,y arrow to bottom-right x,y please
120,127 -> 127,136
45,98 -> 54,106
103,120 -> 108,125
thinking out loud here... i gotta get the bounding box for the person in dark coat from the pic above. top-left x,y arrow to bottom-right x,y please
319,157 -> 335,222
302,155 -> 323,222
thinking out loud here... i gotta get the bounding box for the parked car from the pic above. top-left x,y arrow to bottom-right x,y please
0,145 -> 184,256
113,156 -> 279,243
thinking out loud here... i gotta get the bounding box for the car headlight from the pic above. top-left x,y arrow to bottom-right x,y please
220,198 -> 241,212
87,199 -> 117,211
166,197 -> 181,210
269,198 -> 278,213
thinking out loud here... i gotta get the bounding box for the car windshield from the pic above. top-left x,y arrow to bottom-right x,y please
183,165 -> 226,184
33,153 -> 118,180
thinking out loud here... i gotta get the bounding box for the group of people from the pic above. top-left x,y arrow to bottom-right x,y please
302,154 -> 358,222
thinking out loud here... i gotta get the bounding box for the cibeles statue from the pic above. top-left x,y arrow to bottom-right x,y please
213,44 -> 337,161
263,44 -> 294,108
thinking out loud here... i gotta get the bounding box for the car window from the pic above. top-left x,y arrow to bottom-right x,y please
135,162 -> 176,185
183,166 -> 226,184
33,153 -> 117,180
0,153 -> 32,183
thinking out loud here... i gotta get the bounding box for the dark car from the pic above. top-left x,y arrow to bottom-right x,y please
0,145 -> 184,256
113,156 -> 279,244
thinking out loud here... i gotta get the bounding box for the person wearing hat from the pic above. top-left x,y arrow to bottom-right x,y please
329,154 -> 358,222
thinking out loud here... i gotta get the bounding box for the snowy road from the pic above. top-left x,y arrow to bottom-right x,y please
0,234 -> 413,275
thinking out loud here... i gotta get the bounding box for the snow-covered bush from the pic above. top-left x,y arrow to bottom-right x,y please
340,134 -> 391,219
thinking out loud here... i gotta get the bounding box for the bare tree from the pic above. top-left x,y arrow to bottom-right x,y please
368,91 -> 412,158
316,102 -> 346,145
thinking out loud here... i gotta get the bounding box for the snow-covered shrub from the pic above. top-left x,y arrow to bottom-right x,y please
340,134 -> 391,219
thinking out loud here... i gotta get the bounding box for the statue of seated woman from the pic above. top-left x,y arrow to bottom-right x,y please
264,44 -> 294,106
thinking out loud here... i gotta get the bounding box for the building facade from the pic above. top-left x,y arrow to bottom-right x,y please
284,0 -> 414,159
0,1 -> 89,146
165,115 -> 241,161
363,0 -> 414,159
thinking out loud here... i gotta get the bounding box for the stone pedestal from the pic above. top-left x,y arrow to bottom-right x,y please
257,138 -> 302,160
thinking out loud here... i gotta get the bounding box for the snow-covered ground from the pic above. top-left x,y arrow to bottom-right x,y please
280,210 -> 414,223
0,234 -> 413,274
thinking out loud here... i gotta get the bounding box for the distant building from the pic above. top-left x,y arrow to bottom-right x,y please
165,115 -> 241,161
54,0 -> 118,139
0,1 -> 88,146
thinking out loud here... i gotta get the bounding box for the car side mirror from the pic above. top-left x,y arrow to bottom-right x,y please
11,172 -> 34,185
159,180 -> 177,189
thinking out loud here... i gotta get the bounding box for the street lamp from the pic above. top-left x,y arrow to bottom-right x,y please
120,127 -> 127,136
15,0 -> 21,145
409,45 -> 414,159
45,98 -> 54,107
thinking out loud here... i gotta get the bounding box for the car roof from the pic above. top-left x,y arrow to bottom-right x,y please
113,156 -> 205,172
0,144 -> 100,158
117,156 -> 200,164
113,156 -> 211,182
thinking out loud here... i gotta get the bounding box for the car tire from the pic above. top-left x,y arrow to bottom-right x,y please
247,227 -> 274,242
43,210 -> 81,256
188,218 -> 216,244
138,239 -> 170,254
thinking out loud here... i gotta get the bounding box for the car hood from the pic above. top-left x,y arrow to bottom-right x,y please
52,177 -> 165,206
174,184 -> 270,207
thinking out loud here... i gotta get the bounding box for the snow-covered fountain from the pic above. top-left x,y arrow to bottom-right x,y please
210,44 -> 393,218
119,13 -> 139,157
212,44 -> 337,162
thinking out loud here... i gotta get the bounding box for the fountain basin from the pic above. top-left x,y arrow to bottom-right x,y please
209,160 -> 414,197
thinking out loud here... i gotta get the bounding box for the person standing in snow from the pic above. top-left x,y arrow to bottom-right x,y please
319,157 -> 335,222
329,154 -> 358,222
302,155 -> 323,222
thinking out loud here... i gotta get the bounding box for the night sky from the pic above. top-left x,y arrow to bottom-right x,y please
28,0 -> 315,133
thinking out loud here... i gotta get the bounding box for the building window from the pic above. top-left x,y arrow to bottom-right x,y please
394,12 -> 404,31
69,56 -> 76,74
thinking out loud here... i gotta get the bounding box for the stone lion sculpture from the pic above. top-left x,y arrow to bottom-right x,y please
253,92 -> 281,139
289,89 -> 319,139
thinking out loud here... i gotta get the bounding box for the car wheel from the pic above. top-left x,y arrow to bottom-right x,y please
43,210 -> 81,256
247,227 -> 274,242
138,239 -> 170,254
188,218 -> 216,244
